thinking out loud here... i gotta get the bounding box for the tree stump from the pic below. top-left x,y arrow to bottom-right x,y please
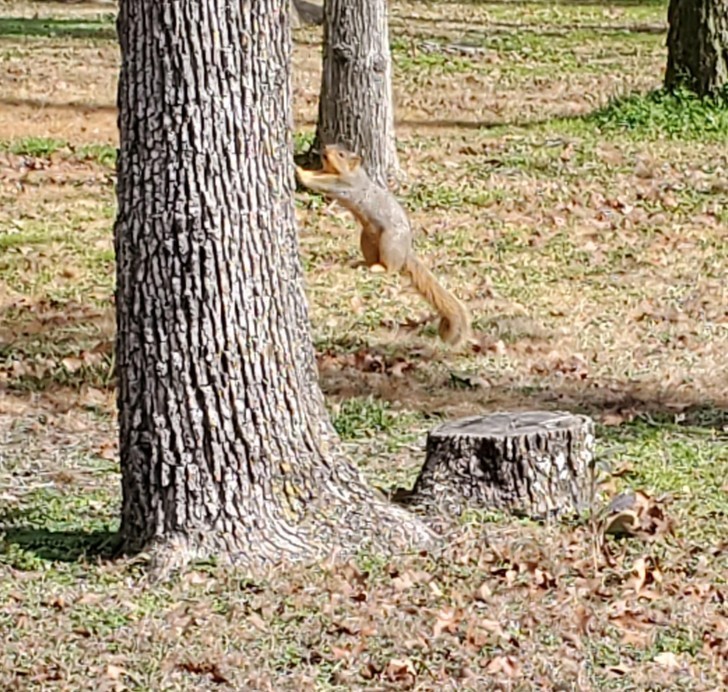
403,411 -> 596,520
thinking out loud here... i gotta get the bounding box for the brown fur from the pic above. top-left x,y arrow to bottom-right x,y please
296,145 -> 471,346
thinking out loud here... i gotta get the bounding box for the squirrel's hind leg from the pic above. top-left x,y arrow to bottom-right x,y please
360,230 -> 381,267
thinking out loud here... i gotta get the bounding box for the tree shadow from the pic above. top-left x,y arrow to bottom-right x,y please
395,16 -> 665,37
0,526 -> 120,562
0,17 -> 116,41
395,86 -> 675,132
0,505 -> 120,563
0,96 -> 116,113
0,93 -> 564,132
0,299 -> 115,394
397,118 -> 518,130
315,336 -> 728,434
422,0 -> 665,6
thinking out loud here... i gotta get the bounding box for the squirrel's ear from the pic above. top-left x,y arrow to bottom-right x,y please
350,152 -> 362,168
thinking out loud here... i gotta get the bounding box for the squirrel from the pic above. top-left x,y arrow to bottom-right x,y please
296,144 -> 471,346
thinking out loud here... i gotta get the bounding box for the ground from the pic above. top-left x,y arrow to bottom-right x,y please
1,0 -> 727,689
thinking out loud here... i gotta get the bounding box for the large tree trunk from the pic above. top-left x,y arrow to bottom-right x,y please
665,0 -> 728,95
313,0 -> 400,187
114,0 -> 430,574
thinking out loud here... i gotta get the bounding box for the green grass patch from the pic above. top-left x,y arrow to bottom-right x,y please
405,180 -> 509,211
0,138 -> 118,167
76,143 -> 117,168
0,16 -> 116,41
392,38 -> 475,74
585,87 -> 728,141
598,416 -> 728,541
1,136 -> 68,158
329,396 -> 422,441
293,129 -> 315,156
0,229 -> 54,250
0,479 -> 119,568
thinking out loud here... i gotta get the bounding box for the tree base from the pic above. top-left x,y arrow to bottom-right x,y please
122,482 -> 436,579
399,411 -> 597,521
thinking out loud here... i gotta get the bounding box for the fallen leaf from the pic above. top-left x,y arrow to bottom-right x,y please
60,356 -> 84,373
96,441 -> 117,461
474,581 -> 492,602
483,655 -> 520,677
247,612 -> 266,631
385,657 -> 416,684
654,651 -> 681,670
177,661 -> 230,684
105,664 -> 125,680
603,510 -> 640,537
433,607 -> 461,637
331,645 -> 352,660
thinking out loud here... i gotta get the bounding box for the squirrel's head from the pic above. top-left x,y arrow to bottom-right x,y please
320,145 -> 362,174
295,144 -> 363,193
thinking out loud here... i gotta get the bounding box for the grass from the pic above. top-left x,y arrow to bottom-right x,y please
597,416 -> 728,542
1,135 -> 68,157
0,16 -> 116,41
585,86 -> 728,140
1,0 -> 727,689
0,137 -> 118,166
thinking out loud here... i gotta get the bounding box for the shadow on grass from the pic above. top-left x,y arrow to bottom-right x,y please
395,16 -> 665,37
316,336 -> 728,435
0,525 -> 120,562
0,96 -> 539,133
0,96 -> 116,113
426,0 -> 665,6
0,16 -> 116,41
395,87 -> 728,141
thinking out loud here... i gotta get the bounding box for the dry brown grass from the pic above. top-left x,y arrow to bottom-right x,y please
1,1 -> 726,689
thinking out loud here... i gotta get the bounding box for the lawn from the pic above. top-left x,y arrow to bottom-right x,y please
1,0 -> 726,689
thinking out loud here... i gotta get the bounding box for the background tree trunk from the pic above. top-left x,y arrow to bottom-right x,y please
291,0 -> 324,28
114,0 -> 430,573
665,0 -> 728,95
313,0 -> 400,187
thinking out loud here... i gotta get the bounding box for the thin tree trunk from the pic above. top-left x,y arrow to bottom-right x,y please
313,0 -> 400,188
665,0 -> 728,95
291,0 -> 323,28
114,0 -> 431,574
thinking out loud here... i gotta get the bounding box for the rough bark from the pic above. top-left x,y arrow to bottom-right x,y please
313,0 -> 400,187
114,0 -> 431,575
401,412 -> 596,520
665,0 -> 728,95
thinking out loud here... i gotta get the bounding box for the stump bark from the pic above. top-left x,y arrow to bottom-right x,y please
405,411 -> 596,520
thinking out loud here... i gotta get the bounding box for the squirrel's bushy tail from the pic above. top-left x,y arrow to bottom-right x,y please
403,255 -> 471,346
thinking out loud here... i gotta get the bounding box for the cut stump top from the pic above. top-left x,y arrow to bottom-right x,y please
431,411 -> 587,439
